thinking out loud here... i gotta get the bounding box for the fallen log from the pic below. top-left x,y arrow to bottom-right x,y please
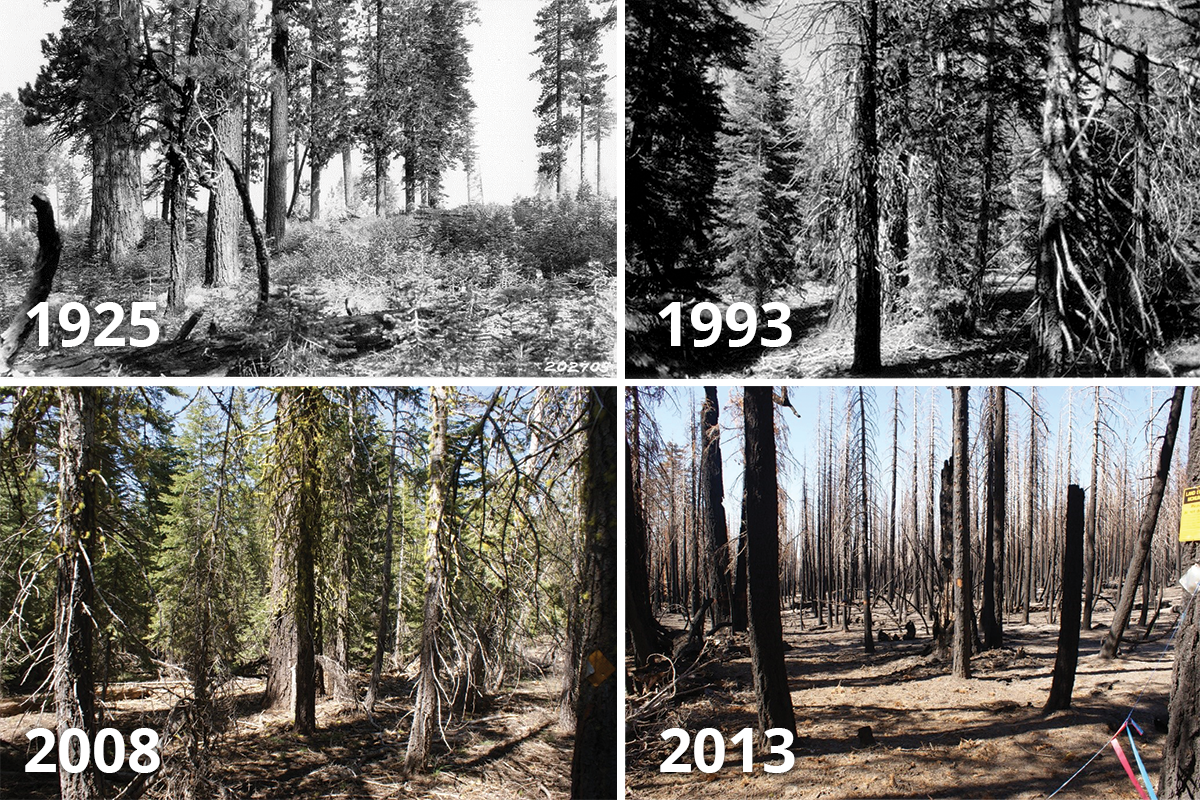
0,194 -> 62,374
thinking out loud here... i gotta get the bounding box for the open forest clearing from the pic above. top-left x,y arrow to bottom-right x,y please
627,606 -> 1175,799
626,385 -> 1200,799
0,386 -> 618,799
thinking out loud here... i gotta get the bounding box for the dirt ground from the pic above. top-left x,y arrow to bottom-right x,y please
626,597 -> 1180,799
1,675 -> 573,799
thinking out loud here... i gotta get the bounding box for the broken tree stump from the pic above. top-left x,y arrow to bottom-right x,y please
0,194 -> 62,374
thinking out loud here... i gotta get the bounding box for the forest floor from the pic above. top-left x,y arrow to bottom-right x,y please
0,673 -> 574,799
0,212 -> 616,378
626,595 -> 1182,799
627,264 -> 1200,378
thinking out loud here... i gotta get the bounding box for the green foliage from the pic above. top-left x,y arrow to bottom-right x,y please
715,42 -> 804,306
512,193 -> 616,275
626,0 -> 759,278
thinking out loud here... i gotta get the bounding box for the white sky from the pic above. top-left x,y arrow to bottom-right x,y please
0,0 -> 620,207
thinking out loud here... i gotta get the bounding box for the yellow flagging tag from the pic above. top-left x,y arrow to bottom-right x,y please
1181,487 -> 1200,542
586,650 -> 615,687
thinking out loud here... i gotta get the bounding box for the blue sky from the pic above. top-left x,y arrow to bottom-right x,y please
641,385 -> 1183,534
0,0 -> 620,206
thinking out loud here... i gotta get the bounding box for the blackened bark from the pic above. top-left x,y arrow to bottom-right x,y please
1100,386 -> 1186,658
951,387 -> 972,678
701,386 -> 733,624
1044,485 -> 1084,712
626,450 -> 669,667
981,388 -> 1006,649
569,387 -> 618,800
744,387 -> 797,740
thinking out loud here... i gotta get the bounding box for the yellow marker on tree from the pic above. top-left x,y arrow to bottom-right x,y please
1180,487 -> 1200,542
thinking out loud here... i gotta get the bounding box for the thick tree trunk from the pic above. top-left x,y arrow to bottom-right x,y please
851,0 -> 882,374
951,387 -> 973,678
263,388 -> 323,738
55,388 -> 101,800
967,2 -> 998,332
406,387 -> 450,773
744,387 -> 797,741
626,452 -> 670,666
569,387 -> 618,800
266,0 -> 290,245
1044,485 -> 1084,712
1158,389 -> 1200,798
343,145 -> 354,208
701,386 -> 733,624
1100,386 -> 1185,658
205,108 -> 243,287
981,388 -> 1006,649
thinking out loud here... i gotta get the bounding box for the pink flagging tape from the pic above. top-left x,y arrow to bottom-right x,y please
1111,736 -> 1151,800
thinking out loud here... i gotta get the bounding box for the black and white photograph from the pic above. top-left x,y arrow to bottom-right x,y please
0,0 -> 618,378
627,0 -> 1200,378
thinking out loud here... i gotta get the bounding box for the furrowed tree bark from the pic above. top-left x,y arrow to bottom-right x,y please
1100,386 -> 1186,658
701,386 -> 733,625
951,387 -> 973,678
744,387 -> 797,742
55,387 -> 101,800
266,0 -> 290,245
0,194 -> 62,374
569,387 -> 618,800
1044,485 -> 1084,712
1158,388 -> 1200,798
205,106 -> 242,287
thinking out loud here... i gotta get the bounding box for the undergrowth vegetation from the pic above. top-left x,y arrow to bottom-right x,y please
0,196 -> 616,377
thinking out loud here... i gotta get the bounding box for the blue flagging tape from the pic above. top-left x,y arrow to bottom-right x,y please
1046,588 -> 1197,799
1128,721 -> 1158,800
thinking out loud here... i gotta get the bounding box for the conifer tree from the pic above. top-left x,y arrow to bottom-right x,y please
716,41 -> 802,306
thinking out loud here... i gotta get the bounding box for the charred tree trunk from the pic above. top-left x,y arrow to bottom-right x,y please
1158,389 -> 1200,798
1100,386 -> 1185,659
744,387 -> 797,741
701,386 -> 733,625
981,388 -> 1006,649
951,387 -> 973,678
1044,485 -> 1084,712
